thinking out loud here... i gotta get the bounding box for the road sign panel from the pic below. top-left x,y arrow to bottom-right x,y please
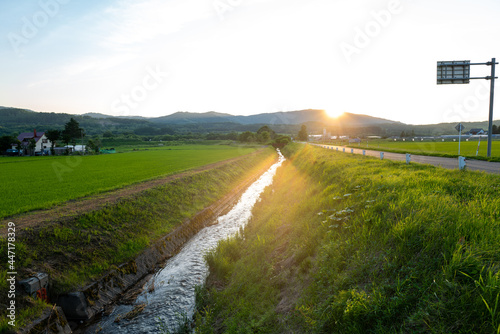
437,61 -> 470,84
455,123 -> 465,132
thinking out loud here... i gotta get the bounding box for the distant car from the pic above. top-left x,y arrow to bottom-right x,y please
5,149 -> 19,156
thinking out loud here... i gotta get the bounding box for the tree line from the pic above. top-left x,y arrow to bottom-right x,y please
0,121 -> 299,154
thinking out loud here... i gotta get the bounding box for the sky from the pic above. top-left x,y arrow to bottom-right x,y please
1,0 -> 500,125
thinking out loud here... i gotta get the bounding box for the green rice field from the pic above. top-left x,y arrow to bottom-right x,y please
0,144 -> 257,218
345,139 -> 500,160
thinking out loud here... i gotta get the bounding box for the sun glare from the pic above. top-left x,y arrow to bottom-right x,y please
324,109 -> 344,118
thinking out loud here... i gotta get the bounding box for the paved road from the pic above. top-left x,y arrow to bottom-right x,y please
313,144 -> 500,175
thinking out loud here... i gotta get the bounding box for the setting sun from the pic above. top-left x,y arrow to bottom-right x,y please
324,109 -> 344,118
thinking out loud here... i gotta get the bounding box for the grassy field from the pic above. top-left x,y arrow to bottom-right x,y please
0,148 -> 277,331
0,144 -> 257,218
195,143 -> 500,333
342,139 -> 500,161
97,139 -> 240,153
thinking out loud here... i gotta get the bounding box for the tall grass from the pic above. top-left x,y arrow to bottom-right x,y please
196,143 -> 500,333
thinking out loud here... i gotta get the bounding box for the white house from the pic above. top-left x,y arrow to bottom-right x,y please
14,130 -> 52,155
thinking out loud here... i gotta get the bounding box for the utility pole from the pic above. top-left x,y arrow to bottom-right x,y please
487,58 -> 496,157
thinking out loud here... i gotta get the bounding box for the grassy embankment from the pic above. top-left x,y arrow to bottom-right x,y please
342,139 -> 500,162
0,144 -> 257,219
195,143 -> 500,333
0,147 -> 276,331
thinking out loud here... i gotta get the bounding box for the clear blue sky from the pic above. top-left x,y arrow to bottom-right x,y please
1,0 -> 500,125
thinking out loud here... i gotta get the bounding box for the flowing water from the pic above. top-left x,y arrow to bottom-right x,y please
86,151 -> 285,333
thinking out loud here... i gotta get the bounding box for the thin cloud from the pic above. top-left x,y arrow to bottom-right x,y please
62,53 -> 137,76
97,0 -> 213,49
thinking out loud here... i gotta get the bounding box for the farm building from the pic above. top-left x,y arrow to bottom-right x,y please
466,128 -> 485,135
69,145 -> 86,152
14,129 -> 52,155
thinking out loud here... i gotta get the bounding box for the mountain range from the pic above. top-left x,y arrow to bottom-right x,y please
0,106 -> 497,137
81,109 -> 397,126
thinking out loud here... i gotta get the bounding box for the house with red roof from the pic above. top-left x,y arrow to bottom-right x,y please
13,129 -> 52,155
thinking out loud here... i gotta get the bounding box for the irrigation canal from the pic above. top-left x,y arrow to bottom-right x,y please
84,150 -> 285,333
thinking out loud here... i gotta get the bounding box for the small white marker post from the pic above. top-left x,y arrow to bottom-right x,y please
406,153 -> 411,164
380,152 -> 384,160
363,150 -> 366,156
459,156 -> 467,170
351,148 -> 354,154
343,148 -> 345,153
476,137 -> 481,156
336,147 -> 339,151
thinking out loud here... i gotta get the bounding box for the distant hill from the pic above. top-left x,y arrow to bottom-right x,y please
153,111 -> 235,124
149,109 -> 398,127
0,107 -> 152,136
82,109 -> 398,127
83,112 -> 113,119
236,110 -> 398,126
83,112 -> 149,120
